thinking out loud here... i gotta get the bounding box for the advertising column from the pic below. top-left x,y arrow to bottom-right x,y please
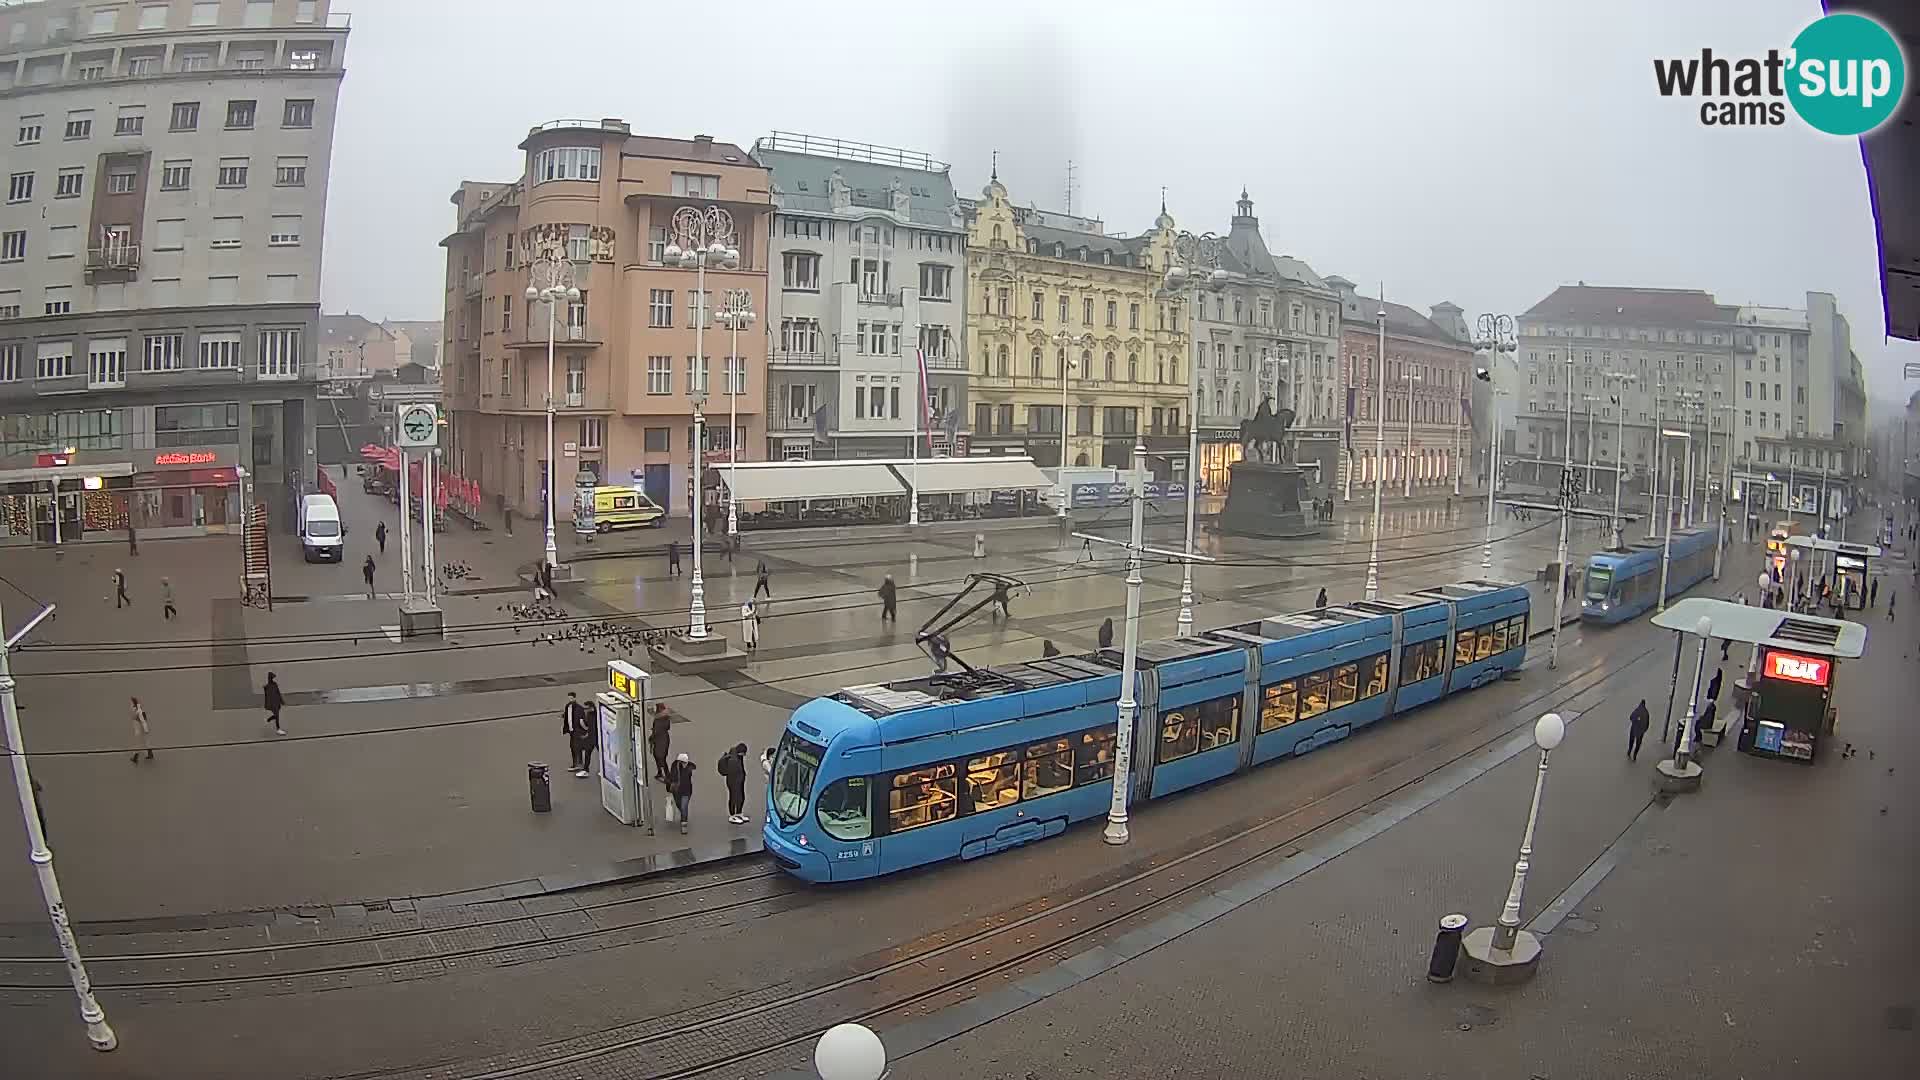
599,661 -> 651,827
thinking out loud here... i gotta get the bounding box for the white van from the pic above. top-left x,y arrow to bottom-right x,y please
298,493 -> 344,562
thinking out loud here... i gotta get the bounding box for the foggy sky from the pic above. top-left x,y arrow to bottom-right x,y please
320,0 -> 1917,406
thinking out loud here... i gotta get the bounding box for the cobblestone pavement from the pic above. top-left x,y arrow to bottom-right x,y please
863,549 -> 1919,1080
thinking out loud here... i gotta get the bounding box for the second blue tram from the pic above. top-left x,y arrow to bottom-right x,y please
1580,524 -> 1721,625
763,578 -> 1531,883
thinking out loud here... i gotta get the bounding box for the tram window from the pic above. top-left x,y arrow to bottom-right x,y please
888,763 -> 958,832
1474,626 -> 1496,661
1403,639 -> 1442,682
1454,628 -> 1477,667
1511,614 -> 1530,648
1076,727 -> 1117,785
816,776 -> 872,841
1197,695 -> 1240,751
965,751 -> 1022,813
1300,670 -> 1330,718
1362,654 -> 1388,698
1022,738 -> 1074,799
1260,680 -> 1298,731
1158,706 -> 1201,763
1331,663 -> 1358,709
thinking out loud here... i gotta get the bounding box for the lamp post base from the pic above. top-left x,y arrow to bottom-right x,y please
1458,925 -> 1542,985
648,630 -> 748,674
1654,757 -> 1704,794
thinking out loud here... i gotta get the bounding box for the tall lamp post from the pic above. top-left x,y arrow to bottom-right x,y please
1471,313 -> 1516,516
1657,429 -> 1690,612
716,289 -> 755,538
1162,234 -> 1229,638
1474,368 -> 1503,571
1052,330 -> 1090,518
1604,372 -> 1634,549
1365,299 -> 1387,601
1403,367 -> 1422,499
1460,710 -> 1565,983
664,205 -> 740,641
1647,375 -> 1665,539
524,246 -> 580,573
1548,352 -> 1575,671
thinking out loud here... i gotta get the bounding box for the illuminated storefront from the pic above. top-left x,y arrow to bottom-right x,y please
1198,439 -> 1242,494
0,447 -> 242,545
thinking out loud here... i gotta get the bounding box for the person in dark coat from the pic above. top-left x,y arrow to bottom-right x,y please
363,555 -> 377,599
1627,698 -> 1650,761
127,522 -> 138,556
667,541 -> 681,578
562,692 -> 594,777
1705,667 -> 1723,706
718,743 -> 749,824
263,672 -> 285,736
114,567 -> 131,609
991,580 -> 1012,620
666,753 -> 695,834
540,560 -> 556,599
1098,617 -> 1115,651
1315,587 -> 1328,610
375,521 -> 387,554
879,575 -> 897,624
1695,699 -> 1718,743
754,560 -> 771,599
1870,578 -> 1879,607
649,702 -> 672,781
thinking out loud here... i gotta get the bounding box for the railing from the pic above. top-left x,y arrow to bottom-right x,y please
86,244 -> 140,269
922,353 -> 966,371
463,272 -> 482,298
753,131 -> 947,173
769,350 -> 834,366
859,290 -> 904,307
765,413 -> 819,433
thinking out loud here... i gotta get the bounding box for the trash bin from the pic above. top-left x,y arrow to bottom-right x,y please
528,762 -> 552,814
1428,913 -> 1469,982
973,533 -> 986,558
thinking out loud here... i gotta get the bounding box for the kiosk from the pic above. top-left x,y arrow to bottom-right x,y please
598,660 -> 653,828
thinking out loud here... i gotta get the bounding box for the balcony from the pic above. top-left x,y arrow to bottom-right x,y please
859,289 -> 904,307
766,412 -> 820,433
922,353 -> 966,371
84,243 -> 140,283
463,273 -> 483,299
770,350 -> 834,368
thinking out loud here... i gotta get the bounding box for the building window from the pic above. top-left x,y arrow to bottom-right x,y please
687,289 -> 709,328
1129,302 -> 1140,330
724,353 -> 745,396
781,318 -> 822,355
648,290 -> 672,328
17,117 -> 43,145
225,100 -> 256,129
0,343 -> 18,381
54,168 -> 84,198
533,146 -> 601,184
243,0 -> 273,27
160,161 -> 191,190
265,214 -> 302,247
170,102 -> 199,131
566,223 -> 591,262
781,252 -> 819,291
0,290 -> 18,319
921,263 -> 952,301
87,339 -> 127,388
1106,300 -> 1118,327
1083,297 -> 1094,324
283,99 -> 315,128
115,111 -> 144,136
63,110 -> 93,140
195,334 -> 240,370
996,288 -> 1010,316
275,157 -> 307,186
567,291 -> 587,334
670,172 -> 720,197
106,170 -> 136,195
1059,295 -> 1069,322
44,285 -> 72,314
647,226 -> 668,263
143,333 -> 185,372
217,158 -> 249,187
258,329 -> 301,379
646,355 -> 672,394
0,230 -> 24,261
37,342 -> 75,379
6,172 -> 30,203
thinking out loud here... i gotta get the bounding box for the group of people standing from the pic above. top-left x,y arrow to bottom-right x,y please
560,695 -> 762,832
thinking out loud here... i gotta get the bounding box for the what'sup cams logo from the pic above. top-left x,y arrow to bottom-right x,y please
1653,12 -> 1906,135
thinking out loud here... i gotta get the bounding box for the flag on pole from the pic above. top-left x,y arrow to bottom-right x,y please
1344,387 -> 1356,450
915,348 -> 935,454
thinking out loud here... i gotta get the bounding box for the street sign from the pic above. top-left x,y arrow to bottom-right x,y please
397,404 -> 439,448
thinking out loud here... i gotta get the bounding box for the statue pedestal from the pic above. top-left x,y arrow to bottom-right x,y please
1219,460 -> 1320,538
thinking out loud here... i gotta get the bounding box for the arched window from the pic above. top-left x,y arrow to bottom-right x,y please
1214,389 -> 1224,415
992,224 -> 1003,243
1127,353 -> 1138,382
1169,359 -> 1179,386
1104,352 -> 1116,381
995,344 -> 1009,376
1057,347 -> 1068,378
1030,348 -> 1042,377
1231,387 -> 1242,415
1082,350 -> 1093,379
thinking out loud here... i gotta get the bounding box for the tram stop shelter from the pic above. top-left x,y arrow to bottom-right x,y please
1653,598 -> 1867,765
717,457 -> 1052,515
1783,536 -> 1884,611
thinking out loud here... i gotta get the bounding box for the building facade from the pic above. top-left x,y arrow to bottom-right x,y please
963,173 -> 1188,473
1183,190 -> 1343,492
1330,277 -> 1474,496
754,132 -> 968,460
1731,292 -> 1868,519
1505,286 -> 1736,513
0,0 -> 347,543
441,122 -> 771,523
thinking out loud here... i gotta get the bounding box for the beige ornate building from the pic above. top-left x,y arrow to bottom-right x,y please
963,173 -> 1190,472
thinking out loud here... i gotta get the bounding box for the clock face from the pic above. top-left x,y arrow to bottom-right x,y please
402,408 -> 434,442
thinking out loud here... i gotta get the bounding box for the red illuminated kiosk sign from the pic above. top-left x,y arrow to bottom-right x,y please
1764,651 -> 1830,687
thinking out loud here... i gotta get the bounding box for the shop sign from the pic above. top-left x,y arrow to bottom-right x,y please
154,450 -> 220,467
1764,650 -> 1830,687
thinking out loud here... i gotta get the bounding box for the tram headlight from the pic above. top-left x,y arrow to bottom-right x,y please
798,834 -> 809,848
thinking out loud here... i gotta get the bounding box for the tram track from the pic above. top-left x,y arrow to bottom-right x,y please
354,616 -> 1670,1080
0,863 -> 803,997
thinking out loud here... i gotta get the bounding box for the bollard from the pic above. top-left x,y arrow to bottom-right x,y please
528,762 -> 552,814
973,533 -> 986,559
1428,913 -> 1469,982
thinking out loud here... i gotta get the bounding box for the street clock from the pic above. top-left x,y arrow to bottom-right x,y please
398,404 -> 440,448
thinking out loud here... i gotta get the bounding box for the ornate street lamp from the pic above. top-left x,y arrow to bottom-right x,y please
524,246 -> 580,573
664,205 -> 739,640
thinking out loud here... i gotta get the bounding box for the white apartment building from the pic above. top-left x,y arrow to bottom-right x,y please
1731,292 -> 1868,519
0,0 -> 346,542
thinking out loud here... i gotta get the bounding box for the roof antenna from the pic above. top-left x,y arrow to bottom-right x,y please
1160,185 -> 1167,214
990,149 -> 998,182
1065,159 -> 1076,216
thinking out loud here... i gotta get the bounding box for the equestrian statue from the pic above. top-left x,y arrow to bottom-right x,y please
1238,396 -> 1294,464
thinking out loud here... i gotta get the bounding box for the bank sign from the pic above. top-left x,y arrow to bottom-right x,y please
1653,12 -> 1906,135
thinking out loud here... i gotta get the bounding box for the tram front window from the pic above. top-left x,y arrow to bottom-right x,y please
1585,566 -> 1613,603
771,731 -> 826,826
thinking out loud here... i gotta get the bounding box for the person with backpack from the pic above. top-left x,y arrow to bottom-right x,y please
666,753 -> 695,835
718,743 -> 749,824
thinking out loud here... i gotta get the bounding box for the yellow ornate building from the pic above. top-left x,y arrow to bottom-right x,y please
964,175 -> 1191,472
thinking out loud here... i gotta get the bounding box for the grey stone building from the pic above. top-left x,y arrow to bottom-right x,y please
753,133 -> 968,460
1731,293 -> 1868,519
0,0 -> 347,542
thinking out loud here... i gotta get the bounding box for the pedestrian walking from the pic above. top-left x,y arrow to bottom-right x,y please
533,559 -> 550,601
161,577 -> 176,621
761,746 -> 776,781
754,559 -> 771,599
740,598 -> 760,651
127,522 -> 138,556
563,692 -> 593,777
375,521 -> 387,554
129,697 -> 153,762
1696,698 -> 1718,743
649,702 -> 672,781
879,574 -> 897,624
991,580 -> 1012,620
1627,698 -> 1650,761
1705,667 -> 1723,705
363,554 -> 377,599
1098,617 -> 1115,651
666,753 -> 695,834
1315,587 -> 1328,610
1888,590 -> 1896,622
667,541 -> 681,578
1870,578 -> 1879,607
540,559 -> 556,600
719,742 -> 749,823
114,567 -> 130,609
263,671 -> 285,735
1720,636 -> 1731,662
501,494 -> 514,535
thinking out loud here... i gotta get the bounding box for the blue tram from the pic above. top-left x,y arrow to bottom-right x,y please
1580,524 -> 1721,625
763,578 -> 1531,883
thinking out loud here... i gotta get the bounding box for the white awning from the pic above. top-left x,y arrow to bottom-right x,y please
1652,598 -> 1868,658
0,463 -> 136,485
721,462 -> 905,502
907,458 -> 1052,495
